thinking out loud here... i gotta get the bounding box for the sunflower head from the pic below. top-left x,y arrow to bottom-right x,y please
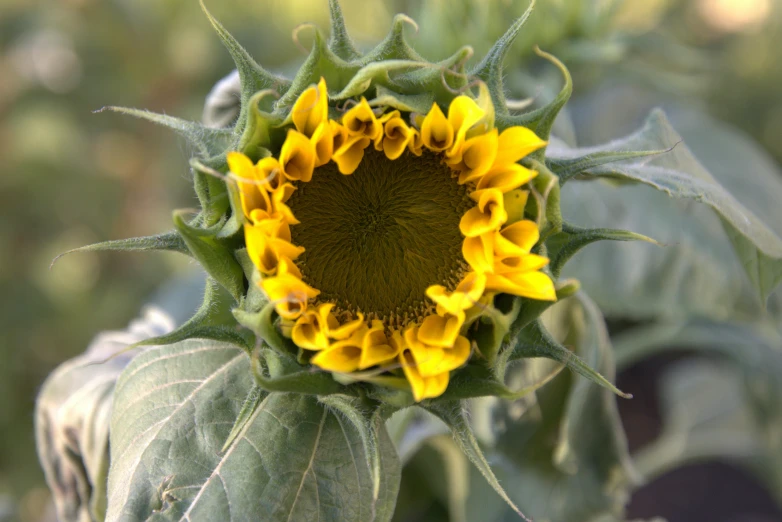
111,0 -> 588,406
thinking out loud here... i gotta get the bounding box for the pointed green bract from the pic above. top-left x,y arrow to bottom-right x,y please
50,231 -> 188,269
471,0 -> 536,115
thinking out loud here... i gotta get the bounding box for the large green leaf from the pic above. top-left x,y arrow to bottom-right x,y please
612,319 -> 782,501
550,109 -> 782,306
463,294 -> 638,522
396,294 -> 637,522
107,340 -> 400,522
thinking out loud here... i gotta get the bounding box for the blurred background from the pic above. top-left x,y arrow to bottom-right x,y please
1,0 -> 781,521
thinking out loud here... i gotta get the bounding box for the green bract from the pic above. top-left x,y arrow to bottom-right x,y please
51,1 -> 782,521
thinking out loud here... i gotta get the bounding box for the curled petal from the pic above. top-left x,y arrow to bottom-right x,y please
494,126 -> 547,166
260,258 -> 320,319
420,103 -> 453,152
494,220 -> 540,258
453,129 -> 498,184
462,234 -> 495,273
447,96 -> 485,156
245,221 -> 304,275
343,98 -> 382,141
494,253 -> 550,275
476,162 -> 537,193
417,314 -> 463,349
359,321 -> 402,370
311,121 -> 335,167
426,272 -> 486,317
484,271 -> 557,301
280,129 -> 317,182
333,134 -> 371,175
292,77 -> 329,138
399,351 -> 449,402
459,188 -> 508,237
381,115 -> 415,160
312,342 -> 362,373
292,306 -> 333,351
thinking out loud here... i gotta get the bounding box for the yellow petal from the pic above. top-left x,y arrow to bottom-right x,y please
494,220 -> 540,258
244,222 -> 305,275
381,116 -> 414,160
342,98 -> 382,141
227,152 -> 272,217
476,163 -> 537,193
494,126 -> 547,166
261,261 -> 320,319
311,120 -> 335,167
459,189 -> 508,237
420,103 -> 453,152
417,314 -> 463,349
447,96 -> 485,154
426,272 -> 486,317
504,189 -> 529,224
292,77 -> 329,138
495,253 -> 550,274
279,129 -> 316,182
408,128 -> 424,156
449,130 -> 498,184
312,343 -> 362,373
333,134 -> 370,175
485,271 -> 557,301
359,320 -> 401,369
291,308 -> 331,351
462,234 -> 495,273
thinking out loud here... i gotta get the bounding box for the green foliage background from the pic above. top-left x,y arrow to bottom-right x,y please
2,0 -> 782,520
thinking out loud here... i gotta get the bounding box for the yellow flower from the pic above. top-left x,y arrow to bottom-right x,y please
231,78 -> 555,401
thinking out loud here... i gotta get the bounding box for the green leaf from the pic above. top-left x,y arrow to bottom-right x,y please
172,211 -> 245,302
547,222 -> 658,279
107,339 -> 401,522
553,109 -> 782,305
36,309 -> 174,522
51,231 -> 188,268
425,401 -> 532,522
460,293 -> 637,522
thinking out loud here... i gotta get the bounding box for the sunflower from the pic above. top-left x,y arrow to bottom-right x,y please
227,78 -> 556,402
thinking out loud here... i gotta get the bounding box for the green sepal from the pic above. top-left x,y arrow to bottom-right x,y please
191,159 -> 231,227
172,210 -> 245,301
424,401 -> 532,522
468,296 -> 522,365
94,106 -> 232,158
276,29 -> 359,112
136,277 -> 253,351
199,0 -> 290,136
512,280 -> 581,334
236,90 -> 283,156
369,85 -> 433,114
438,361 -> 562,401
390,47 -> 473,107
361,14 -> 423,63
547,222 -> 659,279
50,230 -> 188,269
251,346 -> 346,395
470,0 -> 536,117
511,319 -> 631,398
503,47 -> 572,149
525,159 -> 562,240
233,302 -> 297,356
326,0 -> 362,61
